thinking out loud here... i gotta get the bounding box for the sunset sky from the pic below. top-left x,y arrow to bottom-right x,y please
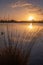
0,0 -> 43,21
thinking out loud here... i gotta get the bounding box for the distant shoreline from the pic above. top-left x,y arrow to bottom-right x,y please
0,20 -> 43,23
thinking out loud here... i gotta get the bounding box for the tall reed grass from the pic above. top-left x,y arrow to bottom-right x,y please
0,24 -> 41,65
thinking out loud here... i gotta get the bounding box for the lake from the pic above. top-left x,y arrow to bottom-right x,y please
0,23 -> 43,65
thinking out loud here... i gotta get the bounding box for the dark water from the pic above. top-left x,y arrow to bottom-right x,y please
0,23 -> 43,65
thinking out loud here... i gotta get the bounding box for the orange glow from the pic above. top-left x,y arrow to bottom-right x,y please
28,16 -> 35,21
29,23 -> 33,29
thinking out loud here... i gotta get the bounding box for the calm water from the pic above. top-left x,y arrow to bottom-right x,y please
0,23 -> 43,65
0,23 -> 43,47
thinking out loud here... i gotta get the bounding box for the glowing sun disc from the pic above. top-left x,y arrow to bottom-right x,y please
28,16 -> 34,21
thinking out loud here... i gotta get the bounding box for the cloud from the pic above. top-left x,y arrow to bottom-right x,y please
10,0 -> 43,18
10,1 -> 32,8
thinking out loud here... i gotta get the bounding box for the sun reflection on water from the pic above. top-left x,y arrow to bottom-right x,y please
29,23 -> 33,29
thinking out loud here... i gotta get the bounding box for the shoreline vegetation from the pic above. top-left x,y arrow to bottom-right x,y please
0,20 -> 43,65
0,25 -> 32,65
0,20 -> 43,23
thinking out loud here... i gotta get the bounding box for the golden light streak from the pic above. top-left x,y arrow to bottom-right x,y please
29,23 -> 33,29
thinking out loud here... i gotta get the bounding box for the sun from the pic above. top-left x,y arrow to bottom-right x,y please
28,16 -> 34,21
